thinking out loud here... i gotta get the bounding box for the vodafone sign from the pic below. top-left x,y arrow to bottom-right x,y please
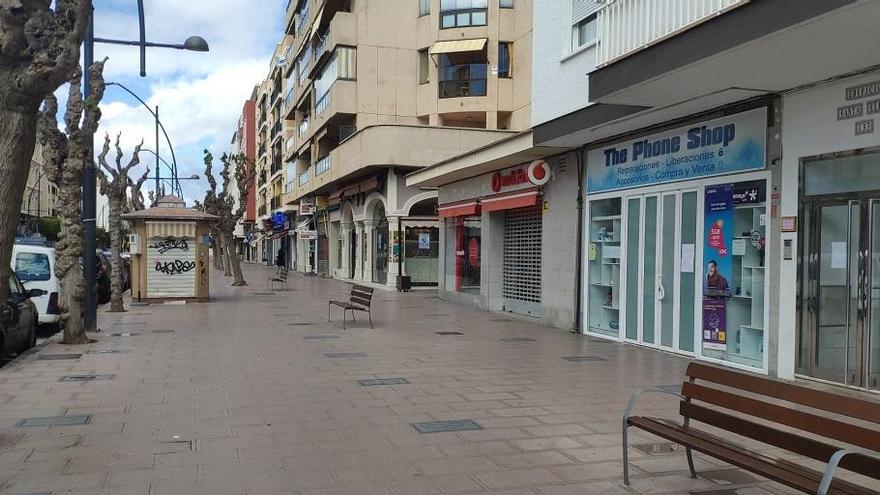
490,161 -> 551,193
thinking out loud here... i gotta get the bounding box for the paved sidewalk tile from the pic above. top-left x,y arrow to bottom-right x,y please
0,263 -> 858,495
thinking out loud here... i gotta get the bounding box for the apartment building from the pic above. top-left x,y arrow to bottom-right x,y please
277,0 -> 531,287
230,90 -> 258,263
20,142 -> 58,236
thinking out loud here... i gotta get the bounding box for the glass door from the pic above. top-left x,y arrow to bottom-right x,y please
868,201 -> 880,390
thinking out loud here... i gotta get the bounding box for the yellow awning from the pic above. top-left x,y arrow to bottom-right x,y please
429,38 -> 488,55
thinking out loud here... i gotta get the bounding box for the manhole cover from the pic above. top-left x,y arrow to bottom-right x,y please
17,415 -> 91,427
38,354 -> 82,361
303,335 -> 339,340
324,352 -> 367,358
358,378 -> 410,386
110,333 -> 139,337
657,384 -> 682,394
0,432 -> 25,449
86,349 -> 129,354
501,337 -> 535,342
412,419 -> 482,433
155,439 -> 194,454
561,356 -> 607,362
152,329 -> 175,334
60,374 -> 115,382
633,442 -> 680,455
288,322 -> 317,326
436,331 -> 464,335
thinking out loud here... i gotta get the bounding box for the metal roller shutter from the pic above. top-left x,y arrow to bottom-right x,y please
502,206 -> 542,317
146,236 -> 196,298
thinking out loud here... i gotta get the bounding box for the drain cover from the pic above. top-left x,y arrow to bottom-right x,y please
60,374 -> 115,382
303,335 -> 339,340
110,333 -> 139,337
155,439 -> 194,454
86,349 -> 129,354
436,331 -> 464,335
501,337 -> 535,342
632,442 -> 680,455
38,354 -> 82,361
152,329 -> 175,334
561,356 -> 607,362
17,415 -> 91,427
358,378 -> 410,386
324,352 -> 367,358
412,419 -> 482,433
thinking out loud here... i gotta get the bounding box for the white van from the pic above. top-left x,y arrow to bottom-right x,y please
11,243 -> 60,328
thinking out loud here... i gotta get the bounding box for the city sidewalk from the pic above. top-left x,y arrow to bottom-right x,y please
0,263 -> 807,495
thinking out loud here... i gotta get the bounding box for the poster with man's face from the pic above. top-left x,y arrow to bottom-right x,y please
703,185 -> 733,349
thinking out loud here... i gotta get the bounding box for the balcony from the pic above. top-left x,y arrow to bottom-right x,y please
439,63 -> 487,98
283,86 -> 297,119
596,0 -> 747,68
315,155 -> 331,176
299,170 -> 310,186
270,121 -> 283,141
315,91 -> 330,117
283,134 -> 298,160
270,196 -> 281,210
309,79 -> 357,141
257,204 -> 267,217
271,159 -> 283,175
298,119 -> 310,138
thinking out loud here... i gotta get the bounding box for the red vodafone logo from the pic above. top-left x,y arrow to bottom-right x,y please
491,162 -> 551,192
527,160 -> 550,186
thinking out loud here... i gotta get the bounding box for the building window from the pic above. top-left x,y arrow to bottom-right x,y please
499,0 -> 513,7
418,49 -> 429,84
439,50 -> 488,98
336,46 -> 357,79
440,0 -> 487,29
498,42 -> 511,78
419,0 -> 430,16
572,13 -> 597,51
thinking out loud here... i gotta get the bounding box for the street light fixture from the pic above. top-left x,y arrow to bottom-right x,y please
81,1 -> 209,333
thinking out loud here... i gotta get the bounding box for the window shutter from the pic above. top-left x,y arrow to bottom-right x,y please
572,0 -> 601,24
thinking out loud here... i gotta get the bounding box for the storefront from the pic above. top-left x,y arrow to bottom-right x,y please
436,156 -> 578,329
780,71 -> 880,390
583,106 -> 775,373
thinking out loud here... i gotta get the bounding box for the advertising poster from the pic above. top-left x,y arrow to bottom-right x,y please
703,185 -> 733,350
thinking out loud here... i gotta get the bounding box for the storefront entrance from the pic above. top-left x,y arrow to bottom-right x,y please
799,153 -> 880,390
502,205 -> 542,317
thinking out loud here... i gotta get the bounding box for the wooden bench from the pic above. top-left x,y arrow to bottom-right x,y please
622,362 -> 880,495
328,284 -> 373,329
268,266 -> 288,291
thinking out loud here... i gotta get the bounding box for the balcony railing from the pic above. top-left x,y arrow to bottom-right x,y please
597,0 -> 748,67
314,34 -> 329,61
285,135 -> 297,154
271,159 -> 283,174
315,155 -> 331,176
258,205 -> 267,217
283,86 -> 296,111
298,119 -> 310,137
270,196 -> 281,210
258,143 -> 266,157
439,63 -> 488,98
315,91 -> 330,116
285,178 -> 296,194
271,121 -> 282,138
299,170 -> 310,186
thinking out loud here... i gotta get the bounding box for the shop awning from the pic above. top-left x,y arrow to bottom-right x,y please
438,200 -> 480,218
429,38 -> 487,55
270,230 -> 289,240
481,189 -> 541,213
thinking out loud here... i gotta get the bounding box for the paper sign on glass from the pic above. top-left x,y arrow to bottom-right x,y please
732,239 -> 746,256
831,242 -> 848,269
681,244 -> 695,273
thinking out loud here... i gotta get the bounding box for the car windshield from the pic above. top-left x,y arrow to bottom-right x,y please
15,252 -> 51,282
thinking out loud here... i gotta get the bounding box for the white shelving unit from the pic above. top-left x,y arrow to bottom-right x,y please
726,204 -> 766,364
588,199 -> 621,337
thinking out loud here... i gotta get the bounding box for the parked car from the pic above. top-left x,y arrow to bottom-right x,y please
12,243 -> 60,329
1,273 -> 40,357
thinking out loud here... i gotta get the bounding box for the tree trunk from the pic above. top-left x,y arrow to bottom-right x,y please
107,198 -> 124,312
221,233 -> 233,277
0,109 -> 39,308
228,237 -> 247,286
56,156 -> 89,344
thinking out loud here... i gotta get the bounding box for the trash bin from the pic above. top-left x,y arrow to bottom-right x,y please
397,275 -> 411,292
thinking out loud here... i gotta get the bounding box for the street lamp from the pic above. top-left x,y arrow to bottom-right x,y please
81,1 -> 209,332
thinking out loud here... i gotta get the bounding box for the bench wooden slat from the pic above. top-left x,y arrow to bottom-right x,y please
350,296 -> 371,307
352,285 -> 373,293
681,382 -> 880,452
686,363 -> 880,425
629,417 -> 872,495
680,402 -> 880,480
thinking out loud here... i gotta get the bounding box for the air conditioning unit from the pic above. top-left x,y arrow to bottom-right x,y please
129,233 -> 141,254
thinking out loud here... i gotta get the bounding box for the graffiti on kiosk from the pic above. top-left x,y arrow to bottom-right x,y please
154,260 -> 196,275
149,238 -> 189,254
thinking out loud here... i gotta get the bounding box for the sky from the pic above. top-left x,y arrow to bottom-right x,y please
77,0 -> 285,204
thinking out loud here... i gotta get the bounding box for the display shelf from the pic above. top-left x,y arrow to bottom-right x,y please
591,282 -> 614,287
592,215 -> 622,222
602,305 -> 619,311
602,261 -> 620,266
589,198 -> 622,338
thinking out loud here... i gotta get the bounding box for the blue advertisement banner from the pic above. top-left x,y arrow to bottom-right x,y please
586,108 -> 767,192
703,185 -> 733,350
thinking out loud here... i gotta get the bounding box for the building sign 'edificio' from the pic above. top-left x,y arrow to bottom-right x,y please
586,108 -> 767,193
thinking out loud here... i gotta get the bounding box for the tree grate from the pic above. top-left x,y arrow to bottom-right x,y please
324,352 -> 367,358
412,419 -> 482,433
501,337 -> 536,342
436,331 -> 464,335
561,356 -> 607,362
303,335 -> 339,340
37,354 -> 82,361
17,415 -> 91,427
358,378 -> 410,386
60,374 -> 115,382
110,333 -> 139,337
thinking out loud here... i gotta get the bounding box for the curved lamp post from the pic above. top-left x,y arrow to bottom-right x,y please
81,1 -> 209,332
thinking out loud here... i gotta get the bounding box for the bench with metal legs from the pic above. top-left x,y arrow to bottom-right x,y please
328,284 -> 373,329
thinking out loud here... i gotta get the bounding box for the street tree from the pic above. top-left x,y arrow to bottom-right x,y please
97,133 -> 144,313
0,1 -> 92,306
36,61 -> 107,344
127,168 -> 150,212
198,151 -> 226,273
218,153 -> 255,286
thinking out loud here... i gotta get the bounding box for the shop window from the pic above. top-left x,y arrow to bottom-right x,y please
439,50 -> 488,98
701,180 -> 767,369
445,216 -> 481,292
498,42 -> 511,78
588,198 -> 621,337
404,226 -> 439,285
440,0 -> 487,28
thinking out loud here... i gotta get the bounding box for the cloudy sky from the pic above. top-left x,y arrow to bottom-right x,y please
83,0 -> 284,203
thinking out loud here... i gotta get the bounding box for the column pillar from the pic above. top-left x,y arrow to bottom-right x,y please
353,221 -> 365,281
340,221 -> 352,279
386,216 -> 402,287
363,218 -> 378,283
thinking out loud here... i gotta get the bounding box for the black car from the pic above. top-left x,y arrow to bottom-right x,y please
1,274 -> 40,357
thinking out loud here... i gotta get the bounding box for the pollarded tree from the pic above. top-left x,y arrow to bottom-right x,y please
97,133 -> 144,313
36,61 -> 107,344
218,153 -> 255,286
0,1 -> 93,306
127,168 -> 150,212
